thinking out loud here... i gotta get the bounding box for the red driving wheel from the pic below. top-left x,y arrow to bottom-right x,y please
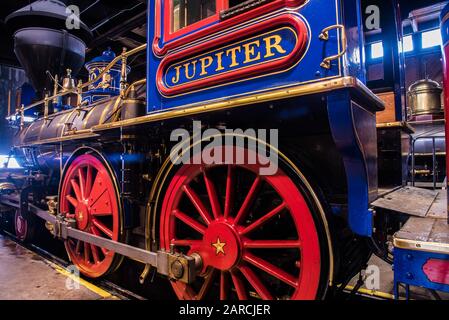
60,153 -> 122,278
160,147 -> 324,300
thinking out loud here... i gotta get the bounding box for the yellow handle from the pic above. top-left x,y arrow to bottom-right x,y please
319,24 -> 347,70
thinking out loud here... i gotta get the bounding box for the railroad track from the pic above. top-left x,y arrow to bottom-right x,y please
0,229 -> 147,300
0,229 -> 392,301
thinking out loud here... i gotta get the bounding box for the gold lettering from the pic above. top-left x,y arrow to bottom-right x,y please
184,60 -> 197,80
215,51 -> 225,71
226,46 -> 242,67
264,35 -> 286,58
171,65 -> 182,84
200,56 -> 213,76
243,40 -> 261,63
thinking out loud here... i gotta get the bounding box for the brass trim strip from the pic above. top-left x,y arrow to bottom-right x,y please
394,237 -> 449,255
442,11 -> 449,25
92,76 -> 384,132
376,121 -> 415,133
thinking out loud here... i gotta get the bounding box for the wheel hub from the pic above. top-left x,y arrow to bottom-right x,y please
201,221 -> 241,271
75,202 -> 90,230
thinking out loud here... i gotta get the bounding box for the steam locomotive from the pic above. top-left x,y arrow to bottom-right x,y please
0,0 -> 448,300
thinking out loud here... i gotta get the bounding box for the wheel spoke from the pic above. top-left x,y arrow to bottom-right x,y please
183,185 -> 213,225
173,210 -> 207,235
84,242 -> 91,264
89,175 -> 108,207
90,244 -> 100,264
90,190 -> 113,216
220,271 -> 229,300
230,271 -> 248,300
92,218 -> 113,238
70,179 -> 82,202
202,168 -> 222,219
195,269 -> 217,300
243,252 -> 298,288
224,165 -> 234,219
91,210 -> 113,216
85,165 -> 93,198
91,226 -> 109,255
239,265 -> 273,300
75,240 -> 81,255
234,176 -> 262,226
66,195 -> 78,208
243,240 -> 302,249
240,202 -> 286,235
78,168 -> 86,200
171,239 -> 202,247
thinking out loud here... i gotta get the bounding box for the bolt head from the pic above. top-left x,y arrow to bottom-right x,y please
171,260 -> 184,279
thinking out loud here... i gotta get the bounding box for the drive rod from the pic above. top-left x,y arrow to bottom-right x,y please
0,194 -> 198,284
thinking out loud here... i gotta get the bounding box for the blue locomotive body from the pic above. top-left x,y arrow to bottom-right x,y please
146,0 -> 366,111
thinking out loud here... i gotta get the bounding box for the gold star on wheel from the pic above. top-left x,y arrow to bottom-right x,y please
212,238 -> 226,255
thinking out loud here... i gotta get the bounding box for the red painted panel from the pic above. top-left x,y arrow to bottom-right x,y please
423,259 -> 449,286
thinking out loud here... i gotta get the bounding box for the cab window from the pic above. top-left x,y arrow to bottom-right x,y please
171,0 -> 217,33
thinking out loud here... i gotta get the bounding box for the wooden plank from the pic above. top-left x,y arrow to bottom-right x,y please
395,217 -> 449,246
395,217 -> 435,242
372,186 -> 438,217
427,190 -> 448,219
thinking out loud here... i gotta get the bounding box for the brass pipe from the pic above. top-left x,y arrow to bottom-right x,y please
7,89 -> 11,117
44,93 -> 49,121
120,48 -> 128,98
123,78 -> 146,98
52,75 -> 59,104
19,105 -> 24,130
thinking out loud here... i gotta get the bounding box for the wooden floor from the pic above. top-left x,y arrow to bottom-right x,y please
395,217 -> 449,247
373,186 -> 449,252
373,186 -> 447,219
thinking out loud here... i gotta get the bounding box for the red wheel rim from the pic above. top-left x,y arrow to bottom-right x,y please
160,147 -> 321,300
15,211 -> 28,242
60,154 -> 120,278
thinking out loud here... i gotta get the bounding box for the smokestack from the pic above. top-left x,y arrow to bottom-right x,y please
6,0 -> 92,94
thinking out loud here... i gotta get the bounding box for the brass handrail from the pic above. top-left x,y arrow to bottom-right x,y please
20,43 -> 147,113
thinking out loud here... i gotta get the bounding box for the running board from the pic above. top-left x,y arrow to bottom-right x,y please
0,194 -> 199,285
371,186 -> 445,218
